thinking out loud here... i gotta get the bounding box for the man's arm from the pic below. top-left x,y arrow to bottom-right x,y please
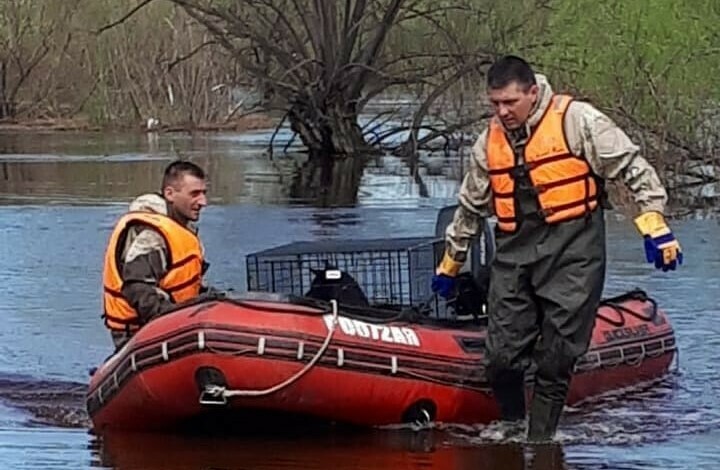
564,101 -> 668,214
120,229 -> 175,324
441,130 -> 493,270
565,101 -> 682,270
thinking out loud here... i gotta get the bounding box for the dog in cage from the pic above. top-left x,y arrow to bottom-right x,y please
305,265 -> 371,307
450,272 -> 488,320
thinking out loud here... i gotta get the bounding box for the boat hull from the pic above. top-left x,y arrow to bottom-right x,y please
87,293 -> 675,433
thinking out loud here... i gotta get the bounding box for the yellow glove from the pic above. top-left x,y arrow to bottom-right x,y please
432,252 -> 464,298
436,252 -> 464,277
633,211 -> 682,271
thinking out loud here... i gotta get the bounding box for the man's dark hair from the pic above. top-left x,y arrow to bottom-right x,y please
161,160 -> 205,191
486,55 -> 536,90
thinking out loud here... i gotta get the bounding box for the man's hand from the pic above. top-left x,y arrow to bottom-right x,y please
633,211 -> 683,271
431,274 -> 456,298
431,252 -> 464,299
199,285 -> 226,299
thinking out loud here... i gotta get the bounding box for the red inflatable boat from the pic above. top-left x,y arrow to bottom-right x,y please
86,290 -> 676,434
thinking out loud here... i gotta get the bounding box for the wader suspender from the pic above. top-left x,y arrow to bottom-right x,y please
509,129 -> 534,224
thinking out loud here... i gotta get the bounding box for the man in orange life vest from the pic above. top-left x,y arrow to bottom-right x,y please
432,56 -> 682,441
102,160 -> 213,349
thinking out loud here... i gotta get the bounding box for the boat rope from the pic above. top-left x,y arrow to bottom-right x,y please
201,299 -> 339,399
596,289 -> 658,327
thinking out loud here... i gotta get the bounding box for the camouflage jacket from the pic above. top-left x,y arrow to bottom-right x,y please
118,193 -> 206,324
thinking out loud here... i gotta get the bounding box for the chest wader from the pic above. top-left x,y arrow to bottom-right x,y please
484,137 -> 607,442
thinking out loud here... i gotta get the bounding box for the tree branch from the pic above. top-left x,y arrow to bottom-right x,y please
95,0 -> 156,35
268,111 -> 289,160
166,40 -> 217,71
348,0 -> 404,97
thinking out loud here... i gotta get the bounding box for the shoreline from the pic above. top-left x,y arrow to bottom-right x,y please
0,114 -> 279,134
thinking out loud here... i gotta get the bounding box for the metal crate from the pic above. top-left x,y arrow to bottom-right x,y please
245,204 -> 494,320
245,236 -> 443,309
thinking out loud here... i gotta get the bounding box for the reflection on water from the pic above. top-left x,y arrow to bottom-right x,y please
0,131 -> 460,208
0,145 -> 301,206
95,429 -> 567,470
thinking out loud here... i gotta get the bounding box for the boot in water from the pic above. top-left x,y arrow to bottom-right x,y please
527,396 -> 564,443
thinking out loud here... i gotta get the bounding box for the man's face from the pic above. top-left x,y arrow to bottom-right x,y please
488,81 -> 538,130
164,173 -> 208,222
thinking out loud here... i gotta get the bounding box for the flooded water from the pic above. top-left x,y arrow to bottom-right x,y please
0,129 -> 719,469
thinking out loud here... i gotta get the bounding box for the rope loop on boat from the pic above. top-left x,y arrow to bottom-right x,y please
201,299 -> 339,400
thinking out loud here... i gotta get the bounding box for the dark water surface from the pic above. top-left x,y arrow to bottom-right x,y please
1,130 -> 719,469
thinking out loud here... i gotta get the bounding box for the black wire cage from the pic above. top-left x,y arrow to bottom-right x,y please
244,205 -> 495,320
245,236 -> 443,309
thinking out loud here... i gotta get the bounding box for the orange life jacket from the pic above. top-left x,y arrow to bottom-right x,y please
102,211 -> 203,332
486,94 -> 598,232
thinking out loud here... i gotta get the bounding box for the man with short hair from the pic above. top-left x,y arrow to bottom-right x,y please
432,56 -> 682,441
102,160 -> 213,349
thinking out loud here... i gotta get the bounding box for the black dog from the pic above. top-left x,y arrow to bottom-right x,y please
305,266 -> 370,307
451,272 -> 488,320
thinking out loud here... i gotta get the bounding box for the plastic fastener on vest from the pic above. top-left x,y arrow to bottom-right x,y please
510,164 -> 530,179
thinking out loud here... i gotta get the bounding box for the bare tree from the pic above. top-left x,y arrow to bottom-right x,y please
97,0 -> 503,159
80,1 -> 241,128
93,0 -> 553,205
0,0 -> 81,119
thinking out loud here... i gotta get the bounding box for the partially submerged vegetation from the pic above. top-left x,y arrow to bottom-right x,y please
1,0 -> 718,211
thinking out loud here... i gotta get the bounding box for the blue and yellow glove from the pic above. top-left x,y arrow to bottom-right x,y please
633,211 -> 683,272
431,252 -> 464,298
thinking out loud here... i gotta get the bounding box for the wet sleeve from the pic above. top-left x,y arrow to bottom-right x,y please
120,230 -> 175,324
445,130 -> 493,262
565,101 -> 667,214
